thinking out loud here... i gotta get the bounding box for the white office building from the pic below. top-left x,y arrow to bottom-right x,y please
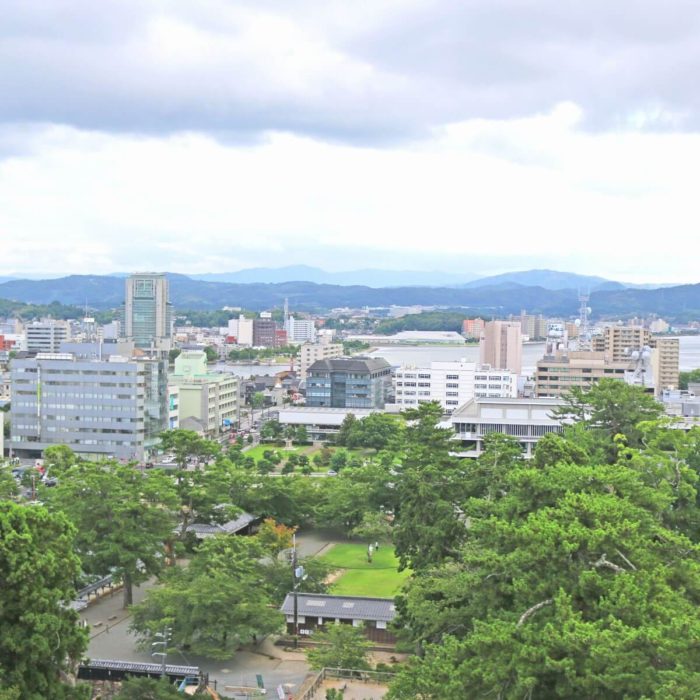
286,316 -> 316,344
450,397 -> 566,458
25,320 -> 71,354
394,361 -> 517,413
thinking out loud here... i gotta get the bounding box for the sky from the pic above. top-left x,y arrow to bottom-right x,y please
0,0 -> 698,284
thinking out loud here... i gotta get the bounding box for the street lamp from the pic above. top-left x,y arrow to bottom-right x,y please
152,626 -> 172,679
291,534 -> 307,649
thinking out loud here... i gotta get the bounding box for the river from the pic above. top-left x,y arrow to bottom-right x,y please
214,336 -> 700,379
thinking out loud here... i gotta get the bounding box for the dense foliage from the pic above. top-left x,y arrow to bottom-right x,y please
0,502 -> 88,699
388,383 -> 700,699
374,311 -> 471,335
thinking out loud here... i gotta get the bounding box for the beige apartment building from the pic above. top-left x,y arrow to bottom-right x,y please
650,337 -> 680,391
479,321 -> 523,375
299,342 -> 343,380
535,351 -> 632,398
591,325 -> 679,391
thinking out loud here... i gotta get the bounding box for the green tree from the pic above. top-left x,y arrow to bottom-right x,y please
330,449 -> 349,472
306,624 -> 371,670
680,368 -> 700,390
346,413 -> 400,451
390,452 -> 700,699
257,458 -> 275,474
261,420 -> 284,441
159,429 -> 219,471
552,378 -> 664,461
350,511 -> 392,544
336,413 -> 358,446
0,464 -> 19,500
49,461 -> 178,606
168,348 -> 181,364
42,444 -> 78,476
114,677 -> 185,699
203,345 -> 218,362
131,536 -> 282,658
295,425 -> 309,444
0,502 -> 88,699
264,555 -> 333,605
392,402 -> 469,571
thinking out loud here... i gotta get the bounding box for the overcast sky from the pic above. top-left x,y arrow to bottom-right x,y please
0,0 -> 698,283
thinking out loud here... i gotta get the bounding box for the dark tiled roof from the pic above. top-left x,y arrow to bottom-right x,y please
185,511 -> 258,538
280,593 -> 396,622
307,358 -> 392,374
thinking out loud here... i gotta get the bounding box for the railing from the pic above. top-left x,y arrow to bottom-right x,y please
294,667 -> 396,700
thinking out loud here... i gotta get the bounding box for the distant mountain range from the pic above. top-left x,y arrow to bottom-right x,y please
0,271 -> 698,320
188,266 -> 481,287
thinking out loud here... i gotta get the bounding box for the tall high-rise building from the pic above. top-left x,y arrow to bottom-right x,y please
479,321 -> 523,375
124,273 -> 173,349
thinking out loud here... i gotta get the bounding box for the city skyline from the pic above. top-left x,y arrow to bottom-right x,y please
2,2 -> 700,282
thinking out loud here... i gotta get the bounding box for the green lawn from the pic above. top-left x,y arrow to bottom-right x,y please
320,543 -> 410,598
242,444 -> 304,461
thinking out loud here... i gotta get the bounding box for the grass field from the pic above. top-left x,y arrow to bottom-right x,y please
320,543 -> 410,598
241,444 -> 306,461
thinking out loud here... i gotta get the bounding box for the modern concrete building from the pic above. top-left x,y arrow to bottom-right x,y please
592,325 -> 650,362
535,350 -> 633,397
299,343 -> 344,380
9,351 -> 168,461
590,326 -> 679,392
306,357 -> 393,408
169,351 -> 238,435
253,317 -> 277,348
394,361 -> 517,413
650,337 -> 680,391
25,320 -> 71,354
124,272 -> 173,350
275,406 -> 378,441
479,321 -> 523,375
285,316 -> 316,344
462,318 -> 485,339
450,397 -> 566,458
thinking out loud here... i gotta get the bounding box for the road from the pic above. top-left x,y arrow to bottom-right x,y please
80,580 -> 312,698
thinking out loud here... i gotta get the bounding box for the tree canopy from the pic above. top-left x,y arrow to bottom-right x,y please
388,394 -> 700,698
0,502 -> 87,699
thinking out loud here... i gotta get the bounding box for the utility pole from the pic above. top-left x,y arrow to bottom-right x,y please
152,626 -> 172,678
292,533 -> 298,649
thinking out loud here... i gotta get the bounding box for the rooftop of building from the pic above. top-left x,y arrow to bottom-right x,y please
280,593 -> 396,622
307,357 -> 392,373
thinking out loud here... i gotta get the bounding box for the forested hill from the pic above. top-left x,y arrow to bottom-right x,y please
0,274 -> 699,319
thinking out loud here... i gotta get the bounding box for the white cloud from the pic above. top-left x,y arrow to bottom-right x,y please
0,104 -> 696,283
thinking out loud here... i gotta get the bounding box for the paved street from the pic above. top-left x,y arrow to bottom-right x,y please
80,582 -> 311,698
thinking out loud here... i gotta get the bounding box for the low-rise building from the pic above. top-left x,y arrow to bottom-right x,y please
450,397 -> 566,458
276,406 -> 379,441
169,351 -> 238,435
280,593 -> 397,644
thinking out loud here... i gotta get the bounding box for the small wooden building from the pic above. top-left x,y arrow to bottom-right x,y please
280,593 -> 396,645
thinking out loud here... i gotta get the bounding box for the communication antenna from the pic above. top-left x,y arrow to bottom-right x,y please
578,291 -> 591,350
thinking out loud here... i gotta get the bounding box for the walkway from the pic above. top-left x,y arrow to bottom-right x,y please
80,582 -> 310,698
